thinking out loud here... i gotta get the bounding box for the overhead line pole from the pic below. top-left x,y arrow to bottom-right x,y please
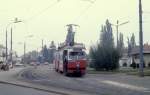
24,42 -> 26,63
42,39 -> 43,50
10,27 -> 13,67
6,30 -> 8,61
111,21 -> 129,48
116,20 -> 119,48
139,0 -> 144,77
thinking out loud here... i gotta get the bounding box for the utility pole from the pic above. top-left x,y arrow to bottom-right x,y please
42,39 -> 43,49
10,27 -> 13,66
5,18 -> 22,65
6,30 -> 8,61
11,27 -> 12,54
24,42 -> 26,63
111,21 -> 129,48
139,0 -> 144,77
116,20 -> 119,48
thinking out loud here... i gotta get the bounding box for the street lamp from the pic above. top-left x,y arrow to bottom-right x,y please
5,18 -> 22,65
111,20 -> 129,48
17,42 -> 26,64
18,35 -> 34,63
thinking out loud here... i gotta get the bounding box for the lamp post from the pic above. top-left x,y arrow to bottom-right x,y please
111,20 -> 129,48
18,35 -> 34,64
5,18 -> 22,65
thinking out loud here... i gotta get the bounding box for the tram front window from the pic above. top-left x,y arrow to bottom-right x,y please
69,51 -> 85,60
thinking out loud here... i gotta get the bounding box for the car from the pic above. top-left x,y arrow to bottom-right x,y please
30,62 -> 36,66
44,62 -> 49,65
15,62 -> 24,67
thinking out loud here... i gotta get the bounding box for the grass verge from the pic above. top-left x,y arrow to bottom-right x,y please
87,67 -> 150,76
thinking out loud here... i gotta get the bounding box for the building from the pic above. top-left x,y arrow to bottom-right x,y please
131,44 -> 150,68
0,45 -> 6,62
119,44 -> 150,68
48,41 -> 56,63
119,49 -> 132,67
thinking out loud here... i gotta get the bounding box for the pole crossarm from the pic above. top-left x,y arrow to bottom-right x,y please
110,20 -> 129,48
111,21 -> 129,27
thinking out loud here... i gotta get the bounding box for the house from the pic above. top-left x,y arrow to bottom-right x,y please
131,44 -> 150,67
119,49 -> 132,67
0,45 -> 6,62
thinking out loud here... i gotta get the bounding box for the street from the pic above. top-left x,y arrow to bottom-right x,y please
19,64 -> 150,95
0,66 -> 65,95
0,0 -> 150,95
0,83 -> 54,95
0,64 -> 150,95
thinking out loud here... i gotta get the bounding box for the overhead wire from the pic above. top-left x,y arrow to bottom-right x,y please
81,0 -> 95,3
72,0 -> 97,23
24,0 -> 62,22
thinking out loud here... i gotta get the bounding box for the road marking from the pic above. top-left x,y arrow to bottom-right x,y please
101,80 -> 149,92
144,90 -> 150,93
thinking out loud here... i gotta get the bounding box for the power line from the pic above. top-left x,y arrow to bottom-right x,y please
72,0 -> 97,23
81,0 -> 95,3
25,0 -> 62,22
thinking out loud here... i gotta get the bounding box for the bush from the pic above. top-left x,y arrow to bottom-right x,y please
131,62 -> 136,69
123,63 -> 127,67
148,63 -> 150,67
89,62 -> 94,68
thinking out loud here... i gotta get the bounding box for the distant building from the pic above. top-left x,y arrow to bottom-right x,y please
0,45 -> 6,62
131,44 -> 150,67
119,48 -> 131,67
119,44 -> 150,68
48,41 -> 56,63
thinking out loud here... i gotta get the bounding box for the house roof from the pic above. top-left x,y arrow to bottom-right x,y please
131,44 -> 150,55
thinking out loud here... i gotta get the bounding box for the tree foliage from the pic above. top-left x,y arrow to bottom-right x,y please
48,41 -> 56,63
127,33 -> 136,57
43,45 -> 49,62
130,33 -> 136,48
118,33 -> 124,57
89,19 -> 119,71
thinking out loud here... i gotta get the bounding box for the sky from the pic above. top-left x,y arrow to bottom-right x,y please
0,0 -> 150,56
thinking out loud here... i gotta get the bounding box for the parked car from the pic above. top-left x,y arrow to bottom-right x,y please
15,62 -> 24,67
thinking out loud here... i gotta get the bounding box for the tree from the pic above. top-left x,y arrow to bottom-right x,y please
127,37 -> 132,57
130,33 -> 136,48
48,41 -> 56,63
100,20 -> 114,48
127,33 -> 136,57
43,45 -> 49,62
89,19 -> 119,71
118,33 -> 124,57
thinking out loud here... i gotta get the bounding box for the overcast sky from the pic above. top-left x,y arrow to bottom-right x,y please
0,0 -> 150,55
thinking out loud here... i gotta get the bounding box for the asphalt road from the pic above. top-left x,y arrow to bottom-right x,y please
20,65 -> 150,95
0,83 -> 55,95
0,66 -> 60,95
